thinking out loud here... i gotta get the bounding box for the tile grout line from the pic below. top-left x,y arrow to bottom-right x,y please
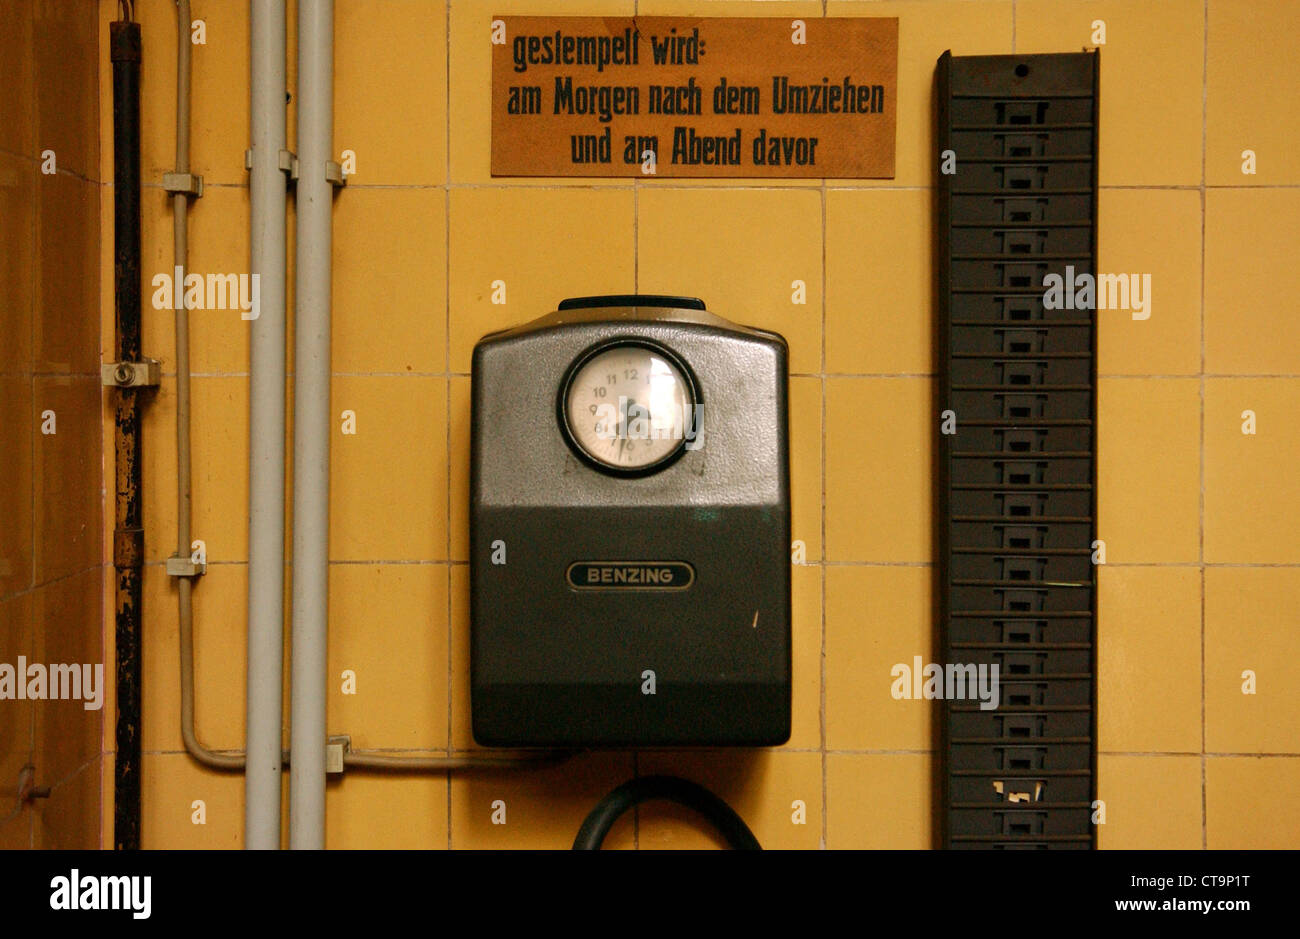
96,177 -> 1300,193
98,4 -> 110,850
814,0 -> 833,854
40,752 -> 104,801
117,180 -> 1300,191
157,370 -> 1300,380
445,0 -> 454,854
793,372 -> 1300,380
116,558 -> 1300,570
30,105 -> 40,845
0,561 -> 109,607
137,746 -> 1300,758
1199,0 -> 1209,852
26,302 -> 33,849
632,0 -> 640,856
819,158 -> 829,851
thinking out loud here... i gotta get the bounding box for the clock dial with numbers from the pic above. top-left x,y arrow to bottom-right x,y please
561,342 -> 698,473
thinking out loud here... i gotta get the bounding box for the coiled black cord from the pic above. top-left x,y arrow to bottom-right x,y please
572,775 -> 762,850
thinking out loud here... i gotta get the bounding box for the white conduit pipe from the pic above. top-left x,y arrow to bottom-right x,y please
174,0 -> 241,774
180,2 -> 567,845
245,0 -> 289,850
290,0 -> 334,850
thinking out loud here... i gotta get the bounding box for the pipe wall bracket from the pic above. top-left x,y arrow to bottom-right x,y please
162,171 -> 204,198
102,358 -> 161,388
326,736 -> 349,775
243,148 -> 299,182
166,555 -> 206,578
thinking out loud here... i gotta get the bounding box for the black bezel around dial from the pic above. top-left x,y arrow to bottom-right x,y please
556,338 -> 703,478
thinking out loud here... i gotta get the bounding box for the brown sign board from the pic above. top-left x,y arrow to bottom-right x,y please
490,16 -> 898,178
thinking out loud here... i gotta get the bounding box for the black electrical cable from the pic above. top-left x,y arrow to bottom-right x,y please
572,775 -> 761,850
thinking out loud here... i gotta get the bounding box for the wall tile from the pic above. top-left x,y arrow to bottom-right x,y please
33,566 -> 105,787
827,752 -> 931,848
327,563 -> 449,751
34,0 -> 98,181
1097,189 -> 1201,376
0,376 -> 34,598
635,749 -> 823,849
1207,0 -> 1300,186
140,751 -> 244,849
1207,756 -> 1300,849
1205,190 -> 1300,375
638,187 -> 823,374
1205,378 -> 1300,563
35,174 -> 98,375
1017,0 -> 1203,186
1097,755 -> 1202,849
329,376 -> 448,561
1205,567 -> 1300,754
448,187 -> 635,371
1097,378 -> 1199,563
333,188 -> 446,374
0,152 -> 35,376
827,188 -> 932,375
1097,566 -> 1201,754
336,0 -> 447,187
449,750 -> 635,849
826,565 -> 933,751
33,376 -> 102,582
825,377 -> 932,562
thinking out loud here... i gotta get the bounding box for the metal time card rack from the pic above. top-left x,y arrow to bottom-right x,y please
936,50 -> 1099,849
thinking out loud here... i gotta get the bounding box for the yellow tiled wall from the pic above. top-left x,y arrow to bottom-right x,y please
83,0 -> 1300,849
0,0 -> 104,849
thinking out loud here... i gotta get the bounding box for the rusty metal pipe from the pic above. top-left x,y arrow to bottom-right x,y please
110,12 -> 144,851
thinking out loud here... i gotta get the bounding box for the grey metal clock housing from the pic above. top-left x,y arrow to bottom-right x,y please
470,296 -> 791,747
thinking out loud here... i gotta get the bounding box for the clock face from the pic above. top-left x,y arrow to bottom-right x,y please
561,342 -> 698,474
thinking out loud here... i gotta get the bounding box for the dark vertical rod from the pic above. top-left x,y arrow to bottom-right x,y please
111,16 -> 144,852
